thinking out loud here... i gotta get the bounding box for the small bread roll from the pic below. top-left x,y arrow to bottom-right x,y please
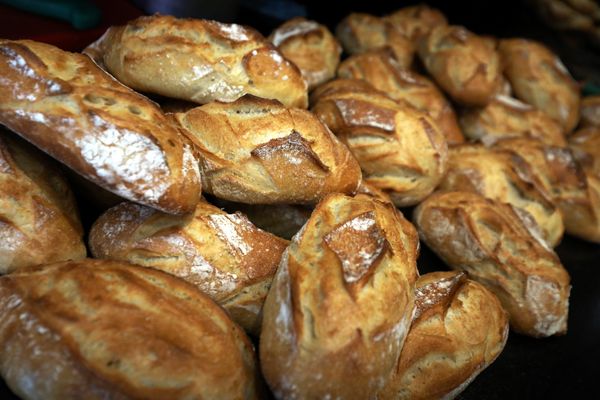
0,131 -> 86,272
459,94 -> 567,146
499,38 -> 580,133
85,15 -> 308,108
579,95 -> 600,128
89,200 -> 288,335
414,191 -> 571,337
260,193 -> 419,399
383,4 -> 448,42
174,95 -> 361,205
0,39 -> 201,215
335,13 -> 414,68
440,144 -> 564,247
569,126 -> 600,179
418,25 -> 502,106
379,271 -> 509,400
337,49 -> 464,145
0,259 -> 262,399
311,79 -> 448,207
269,17 -> 341,90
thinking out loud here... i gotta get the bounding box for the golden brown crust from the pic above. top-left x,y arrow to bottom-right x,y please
499,38 -> 580,133
311,78 -> 448,207
175,95 -> 362,205
0,259 -> 262,399
379,271 -> 509,400
569,126 -> 600,179
89,200 -> 289,335
337,49 -> 464,145
383,4 -> 448,42
579,95 -> 600,128
85,15 -> 308,108
260,193 -> 419,399
413,191 -> 571,337
418,25 -> 502,106
269,17 -> 341,90
459,94 -> 567,146
335,13 -> 414,68
0,129 -> 86,273
440,144 -> 564,247
0,39 -> 201,215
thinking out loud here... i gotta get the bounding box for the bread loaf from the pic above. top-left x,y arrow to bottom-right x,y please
418,25 -> 502,106
499,38 -> 580,133
459,94 -> 567,146
89,200 -> 288,335
260,193 -> 419,399
0,259 -> 262,399
569,126 -> 600,179
269,17 -> 341,90
413,191 -> 571,337
379,271 -> 509,400
440,144 -> 564,247
85,15 -> 308,108
0,129 -> 86,272
174,95 -> 362,204
311,79 -> 448,207
579,95 -> 600,128
0,39 -> 201,215
383,4 -> 448,42
337,49 -> 464,144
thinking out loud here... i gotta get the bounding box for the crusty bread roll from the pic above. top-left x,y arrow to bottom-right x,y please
418,25 -> 502,106
383,4 -> 448,42
89,200 -> 288,335
579,95 -> 600,128
174,95 -> 362,204
356,180 -> 395,203
414,191 -> 571,337
0,39 -> 201,215
440,144 -> 564,247
337,49 -> 464,145
379,271 -> 509,400
260,193 -> 419,399
335,13 -> 414,68
459,94 -> 567,146
499,38 -> 580,133
569,126 -> 600,179
0,130 -> 86,272
311,79 -> 448,207
85,15 -> 308,108
269,17 -> 341,90
0,259 -> 262,399
495,137 -> 600,243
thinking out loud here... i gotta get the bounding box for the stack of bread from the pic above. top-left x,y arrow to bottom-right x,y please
0,3 -> 595,399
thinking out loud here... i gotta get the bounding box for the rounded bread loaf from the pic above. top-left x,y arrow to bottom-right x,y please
0,39 -> 201,215
260,193 -> 419,399
383,4 -> 448,42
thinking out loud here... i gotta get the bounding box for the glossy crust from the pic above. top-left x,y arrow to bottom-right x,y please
85,14 -> 307,108
0,259 -> 262,399
89,200 -> 289,335
335,13 -> 414,68
0,39 -> 201,215
311,79 -> 448,207
383,4 -> 448,42
337,49 -> 464,144
0,130 -> 85,272
499,38 -> 580,133
418,25 -> 502,106
174,95 -> 362,205
440,144 -> 564,247
269,17 -> 341,90
379,271 -> 509,400
260,193 -> 419,399
569,126 -> 600,179
459,94 -> 567,146
579,95 -> 600,128
414,191 -> 571,337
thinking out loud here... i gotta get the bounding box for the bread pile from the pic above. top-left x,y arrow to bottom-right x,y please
0,3 -> 595,398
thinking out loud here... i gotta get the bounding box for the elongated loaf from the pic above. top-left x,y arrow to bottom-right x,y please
260,193 -> 419,399
85,15 -> 308,108
0,259 -> 262,399
0,130 -> 85,272
414,191 -> 571,337
174,95 -> 361,204
89,200 -> 288,335
311,79 -> 448,207
0,39 -> 201,215
383,4 -> 448,42
379,271 -> 509,400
